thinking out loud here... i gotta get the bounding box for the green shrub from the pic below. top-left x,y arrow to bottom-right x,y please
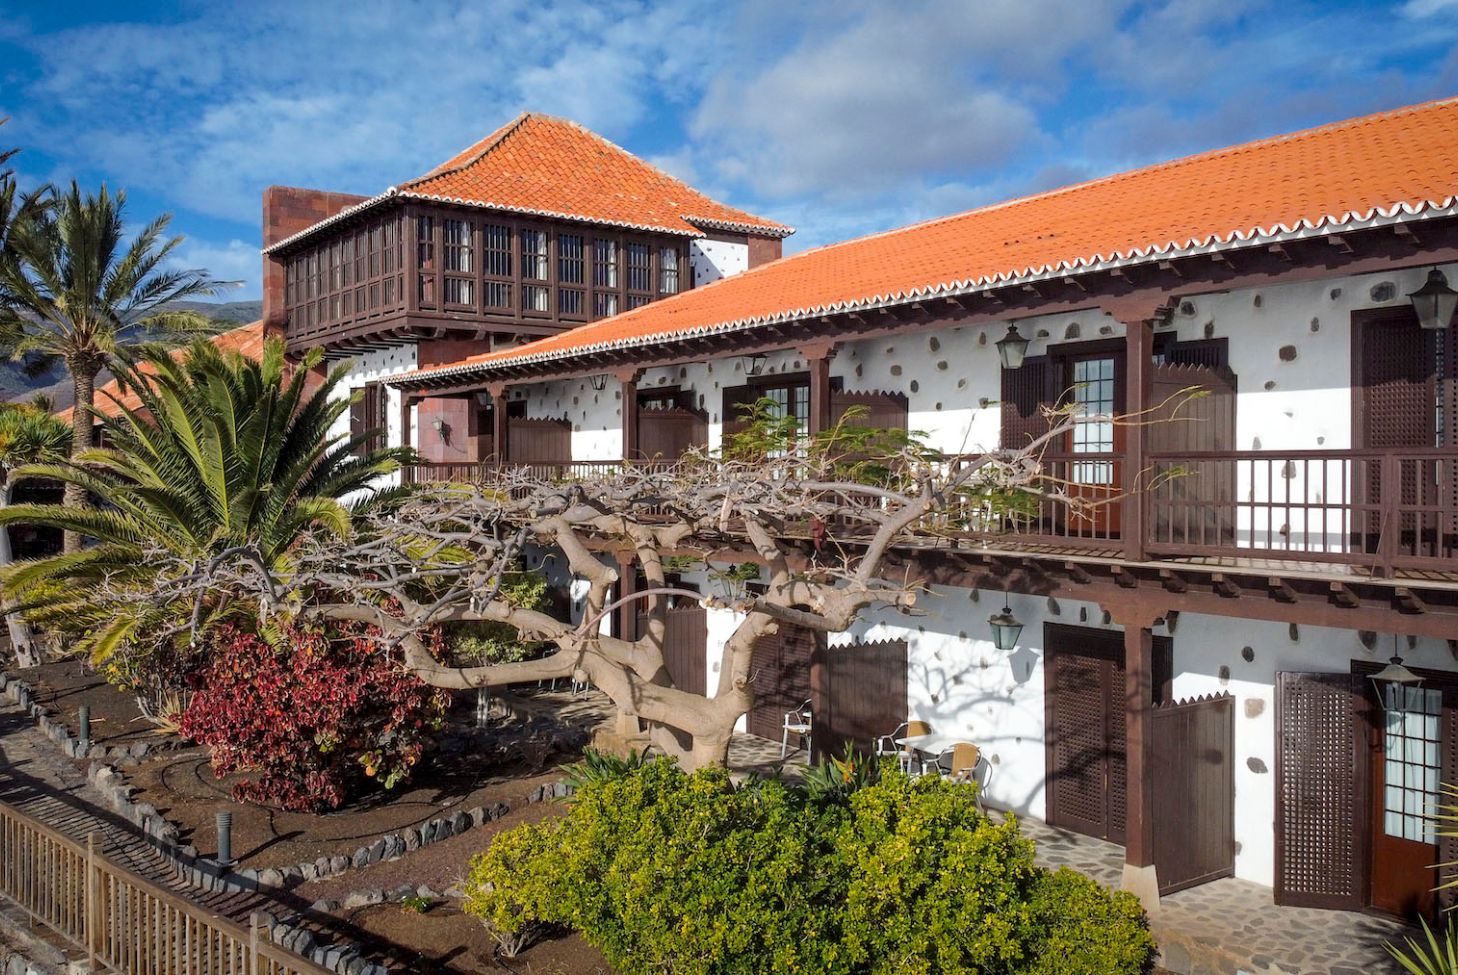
462,760 -> 1155,975
1015,868 -> 1154,975
561,746 -> 652,795
461,817 -> 563,957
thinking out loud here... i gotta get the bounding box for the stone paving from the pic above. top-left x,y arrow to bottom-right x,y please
1016,813 -> 1413,975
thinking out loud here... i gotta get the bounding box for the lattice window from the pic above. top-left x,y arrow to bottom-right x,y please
522,230 -> 548,281
483,224 -> 511,277
559,234 -> 585,317
594,292 -> 619,318
1383,684 -> 1442,842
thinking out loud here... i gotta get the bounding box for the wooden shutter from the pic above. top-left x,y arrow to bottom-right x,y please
638,407 -> 707,460
1001,355 -> 1051,449
746,626 -> 816,741
721,384 -> 758,442
831,389 -> 909,431
1274,671 -> 1366,909
1148,360 -> 1238,546
638,605 -> 708,696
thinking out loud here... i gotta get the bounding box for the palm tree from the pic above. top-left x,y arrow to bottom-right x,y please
0,119 -> 52,328
0,335 -> 412,666
0,182 -> 226,550
0,401 -> 69,666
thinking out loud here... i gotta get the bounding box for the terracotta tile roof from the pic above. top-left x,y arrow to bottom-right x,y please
265,114 -> 790,253
59,321 -> 273,422
397,95 -> 1458,385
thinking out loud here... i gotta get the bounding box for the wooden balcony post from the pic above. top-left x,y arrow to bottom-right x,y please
615,550 -> 637,641
618,368 -> 644,461
1098,296 -> 1167,562
801,341 -> 839,436
1110,604 -> 1163,911
488,382 -> 510,463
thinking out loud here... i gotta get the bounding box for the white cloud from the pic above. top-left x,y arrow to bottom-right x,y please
167,238 -> 263,298
1405,0 -> 1458,17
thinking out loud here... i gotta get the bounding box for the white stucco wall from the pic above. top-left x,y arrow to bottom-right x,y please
690,238 -> 748,287
328,344 -> 419,482
521,377 -> 622,461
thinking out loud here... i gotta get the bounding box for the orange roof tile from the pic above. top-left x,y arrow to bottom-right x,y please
59,321 -> 273,423
266,114 -> 790,252
399,95 -> 1458,385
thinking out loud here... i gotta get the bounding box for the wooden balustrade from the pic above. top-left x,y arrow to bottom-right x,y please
0,799 -> 332,975
401,447 -> 1458,575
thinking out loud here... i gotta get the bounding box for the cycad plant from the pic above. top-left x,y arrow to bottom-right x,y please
0,335 -> 412,669
0,182 -> 226,550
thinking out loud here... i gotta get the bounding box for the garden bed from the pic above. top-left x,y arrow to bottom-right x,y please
14,659 -> 165,752
335,901 -> 609,975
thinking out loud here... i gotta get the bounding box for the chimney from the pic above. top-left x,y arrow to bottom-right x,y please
261,186 -> 371,329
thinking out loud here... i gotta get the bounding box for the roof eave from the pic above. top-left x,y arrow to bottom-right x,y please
388,198 -> 1458,388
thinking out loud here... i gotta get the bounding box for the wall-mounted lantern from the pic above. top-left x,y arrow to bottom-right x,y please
431,417 -> 450,443
1408,268 -> 1458,331
741,353 -> 767,377
1371,636 -> 1422,709
588,374 -> 608,391
988,596 -> 1024,651
995,324 -> 1030,370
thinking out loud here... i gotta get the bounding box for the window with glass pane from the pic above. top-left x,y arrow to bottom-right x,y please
483,225 -> 511,277
443,219 -> 472,272
368,227 -> 381,277
522,230 -> 549,281
383,221 -> 397,273
627,243 -> 652,293
594,239 -> 618,288
417,216 -> 435,268
559,234 -> 585,284
1384,684 -> 1442,842
594,292 -> 619,318
627,294 -> 651,310
485,281 -> 511,309
443,278 -> 474,305
523,285 -> 549,312
1071,356 -> 1116,484
763,382 -> 810,457
659,247 -> 679,294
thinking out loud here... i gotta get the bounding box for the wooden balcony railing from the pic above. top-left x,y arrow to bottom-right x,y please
1147,447 -> 1458,575
402,448 -> 1458,576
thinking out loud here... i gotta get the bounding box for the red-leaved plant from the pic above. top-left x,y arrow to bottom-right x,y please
180,619 -> 450,812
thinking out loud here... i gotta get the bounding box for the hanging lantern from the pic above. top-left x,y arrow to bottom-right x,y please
988,600 -> 1024,651
995,324 -> 1030,370
741,353 -> 767,377
1371,634 -> 1423,709
1407,268 -> 1458,331
588,374 -> 608,391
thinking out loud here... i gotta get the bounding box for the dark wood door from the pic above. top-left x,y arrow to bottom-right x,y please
1274,671 -> 1367,910
1045,625 -> 1171,845
1369,682 -> 1442,919
636,606 -> 708,697
811,640 -> 907,761
747,626 -> 817,741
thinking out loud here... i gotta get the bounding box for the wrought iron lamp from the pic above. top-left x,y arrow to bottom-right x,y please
995,324 -> 1030,370
988,596 -> 1024,651
431,417 -> 450,442
588,374 -> 608,391
1370,634 -> 1422,708
741,353 -> 767,377
1408,268 -> 1458,331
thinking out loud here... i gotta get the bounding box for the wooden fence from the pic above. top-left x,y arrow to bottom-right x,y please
0,799 -> 333,975
1150,693 -> 1235,895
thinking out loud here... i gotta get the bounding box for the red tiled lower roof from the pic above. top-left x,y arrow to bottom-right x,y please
397,95 -> 1458,385
60,321 -> 272,422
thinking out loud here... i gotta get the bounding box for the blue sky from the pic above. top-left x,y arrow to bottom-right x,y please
3,0 -> 1458,301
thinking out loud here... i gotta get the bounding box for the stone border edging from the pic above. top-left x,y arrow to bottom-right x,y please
0,672 -> 159,766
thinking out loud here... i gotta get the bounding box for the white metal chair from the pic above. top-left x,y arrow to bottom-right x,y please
874,719 -> 930,774
780,700 -> 813,758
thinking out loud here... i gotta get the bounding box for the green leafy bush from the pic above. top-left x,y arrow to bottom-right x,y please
1015,868 -> 1155,975
462,759 -> 1154,975
443,567 -> 549,666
